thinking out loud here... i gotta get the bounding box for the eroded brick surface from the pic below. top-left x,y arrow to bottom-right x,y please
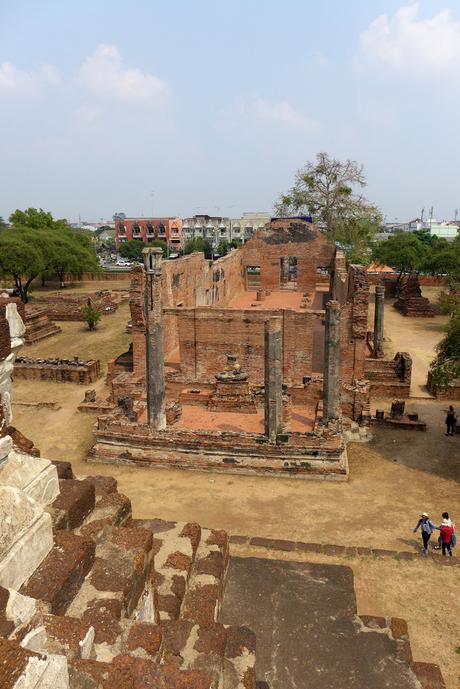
21,531 -> 95,614
48,479 -> 96,530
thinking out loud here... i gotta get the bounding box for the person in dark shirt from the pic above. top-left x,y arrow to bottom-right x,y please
413,512 -> 438,556
445,406 -> 456,436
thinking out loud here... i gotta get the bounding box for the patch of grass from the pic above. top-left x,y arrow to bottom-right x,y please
455,646 -> 460,655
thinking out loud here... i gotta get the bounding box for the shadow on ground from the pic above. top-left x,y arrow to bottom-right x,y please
369,400 -> 460,483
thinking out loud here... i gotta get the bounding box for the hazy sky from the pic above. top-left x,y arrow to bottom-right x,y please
1,0 -> 460,223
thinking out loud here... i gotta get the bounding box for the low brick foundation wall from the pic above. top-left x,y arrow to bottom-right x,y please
365,352 -> 412,398
34,290 -> 120,321
89,407 -> 349,480
14,357 -> 101,384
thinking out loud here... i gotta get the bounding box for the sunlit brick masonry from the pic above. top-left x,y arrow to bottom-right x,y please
0,302 -> 444,688
89,218 -> 412,479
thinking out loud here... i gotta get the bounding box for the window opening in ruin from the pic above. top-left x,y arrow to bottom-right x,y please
246,266 -> 260,290
280,257 -> 297,290
316,266 -> 330,276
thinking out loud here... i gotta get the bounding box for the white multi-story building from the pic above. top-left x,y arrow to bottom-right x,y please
182,212 -> 271,246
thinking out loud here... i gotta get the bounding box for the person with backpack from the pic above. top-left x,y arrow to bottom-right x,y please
434,512 -> 455,550
439,518 -> 454,557
445,406 -> 457,436
413,512 -> 438,556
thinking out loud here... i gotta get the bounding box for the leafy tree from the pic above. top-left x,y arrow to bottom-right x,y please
274,152 -> 382,260
10,207 -> 68,231
100,237 -> 116,252
81,300 -> 101,331
230,239 -> 242,248
47,232 -> 100,288
429,310 -> 460,390
372,232 -> 429,288
119,239 -> 167,260
217,240 -> 229,256
427,243 -> 460,281
0,217 -> 8,234
183,237 -> 213,260
0,229 -> 46,302
0,208 -> 100,298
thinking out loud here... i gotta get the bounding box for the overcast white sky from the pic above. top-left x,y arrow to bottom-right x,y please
1,1 -> 460,223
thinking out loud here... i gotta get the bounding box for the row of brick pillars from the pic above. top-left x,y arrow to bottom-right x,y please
142,249 -> 343,436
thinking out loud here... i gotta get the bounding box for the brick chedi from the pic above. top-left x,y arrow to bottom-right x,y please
394,275 -> 436,317
23,304 -> 62,344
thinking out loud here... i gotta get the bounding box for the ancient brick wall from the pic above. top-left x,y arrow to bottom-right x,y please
14,357 -> 101,384
34,291 -> 119,321
130,252 -> 245,373
172,307 -> 323,386
331,265 -> 370,384
365,353 -> 412,398
241,219 -> 334,291
367,273 -> 446,287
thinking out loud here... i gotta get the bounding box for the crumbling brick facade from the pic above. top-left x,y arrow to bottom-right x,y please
14,357 -> 101,384
34,291 -> 122,321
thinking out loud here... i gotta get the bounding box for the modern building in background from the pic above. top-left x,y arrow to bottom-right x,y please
114,216 -> 183,250
182,212 -> 271,246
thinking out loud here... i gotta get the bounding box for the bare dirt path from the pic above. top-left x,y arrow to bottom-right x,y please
368,286 -> 448,396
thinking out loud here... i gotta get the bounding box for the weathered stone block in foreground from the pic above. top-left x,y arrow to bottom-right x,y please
0,486 -> 54,591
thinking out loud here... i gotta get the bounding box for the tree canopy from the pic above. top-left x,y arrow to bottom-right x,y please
372,232 -> 429,277
10,207 -> 68,231
183,237 -> 213,260
119,239 -> 168,260
0,208 -> 100,301
274,152 -> 382,261
429,310 -> 460,390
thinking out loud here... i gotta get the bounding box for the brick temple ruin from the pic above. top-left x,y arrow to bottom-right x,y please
88,218 -> 412,479
0,279 -> 445,689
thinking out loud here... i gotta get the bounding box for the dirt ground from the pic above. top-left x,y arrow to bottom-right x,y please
231,545 -> 460,689
9,281 -> 460,686
368,286 -> 448,396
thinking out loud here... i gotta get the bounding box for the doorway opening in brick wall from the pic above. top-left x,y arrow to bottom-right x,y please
246,265 -> 261,290
280,256 -> 297,290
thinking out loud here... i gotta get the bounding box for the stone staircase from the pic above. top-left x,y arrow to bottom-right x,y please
1,470 -> 257,689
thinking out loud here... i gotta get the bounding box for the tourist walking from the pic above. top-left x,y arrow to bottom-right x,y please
413,512 -> 437,555
435,512 -> 455,550
445,406 -> 457,436
439,518 -> 454,557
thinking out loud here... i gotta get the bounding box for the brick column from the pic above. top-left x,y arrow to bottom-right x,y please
323,300 -> 341,422
264,317 -> 283,441
373,285 -> 385,358
143,248 -> 166,430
